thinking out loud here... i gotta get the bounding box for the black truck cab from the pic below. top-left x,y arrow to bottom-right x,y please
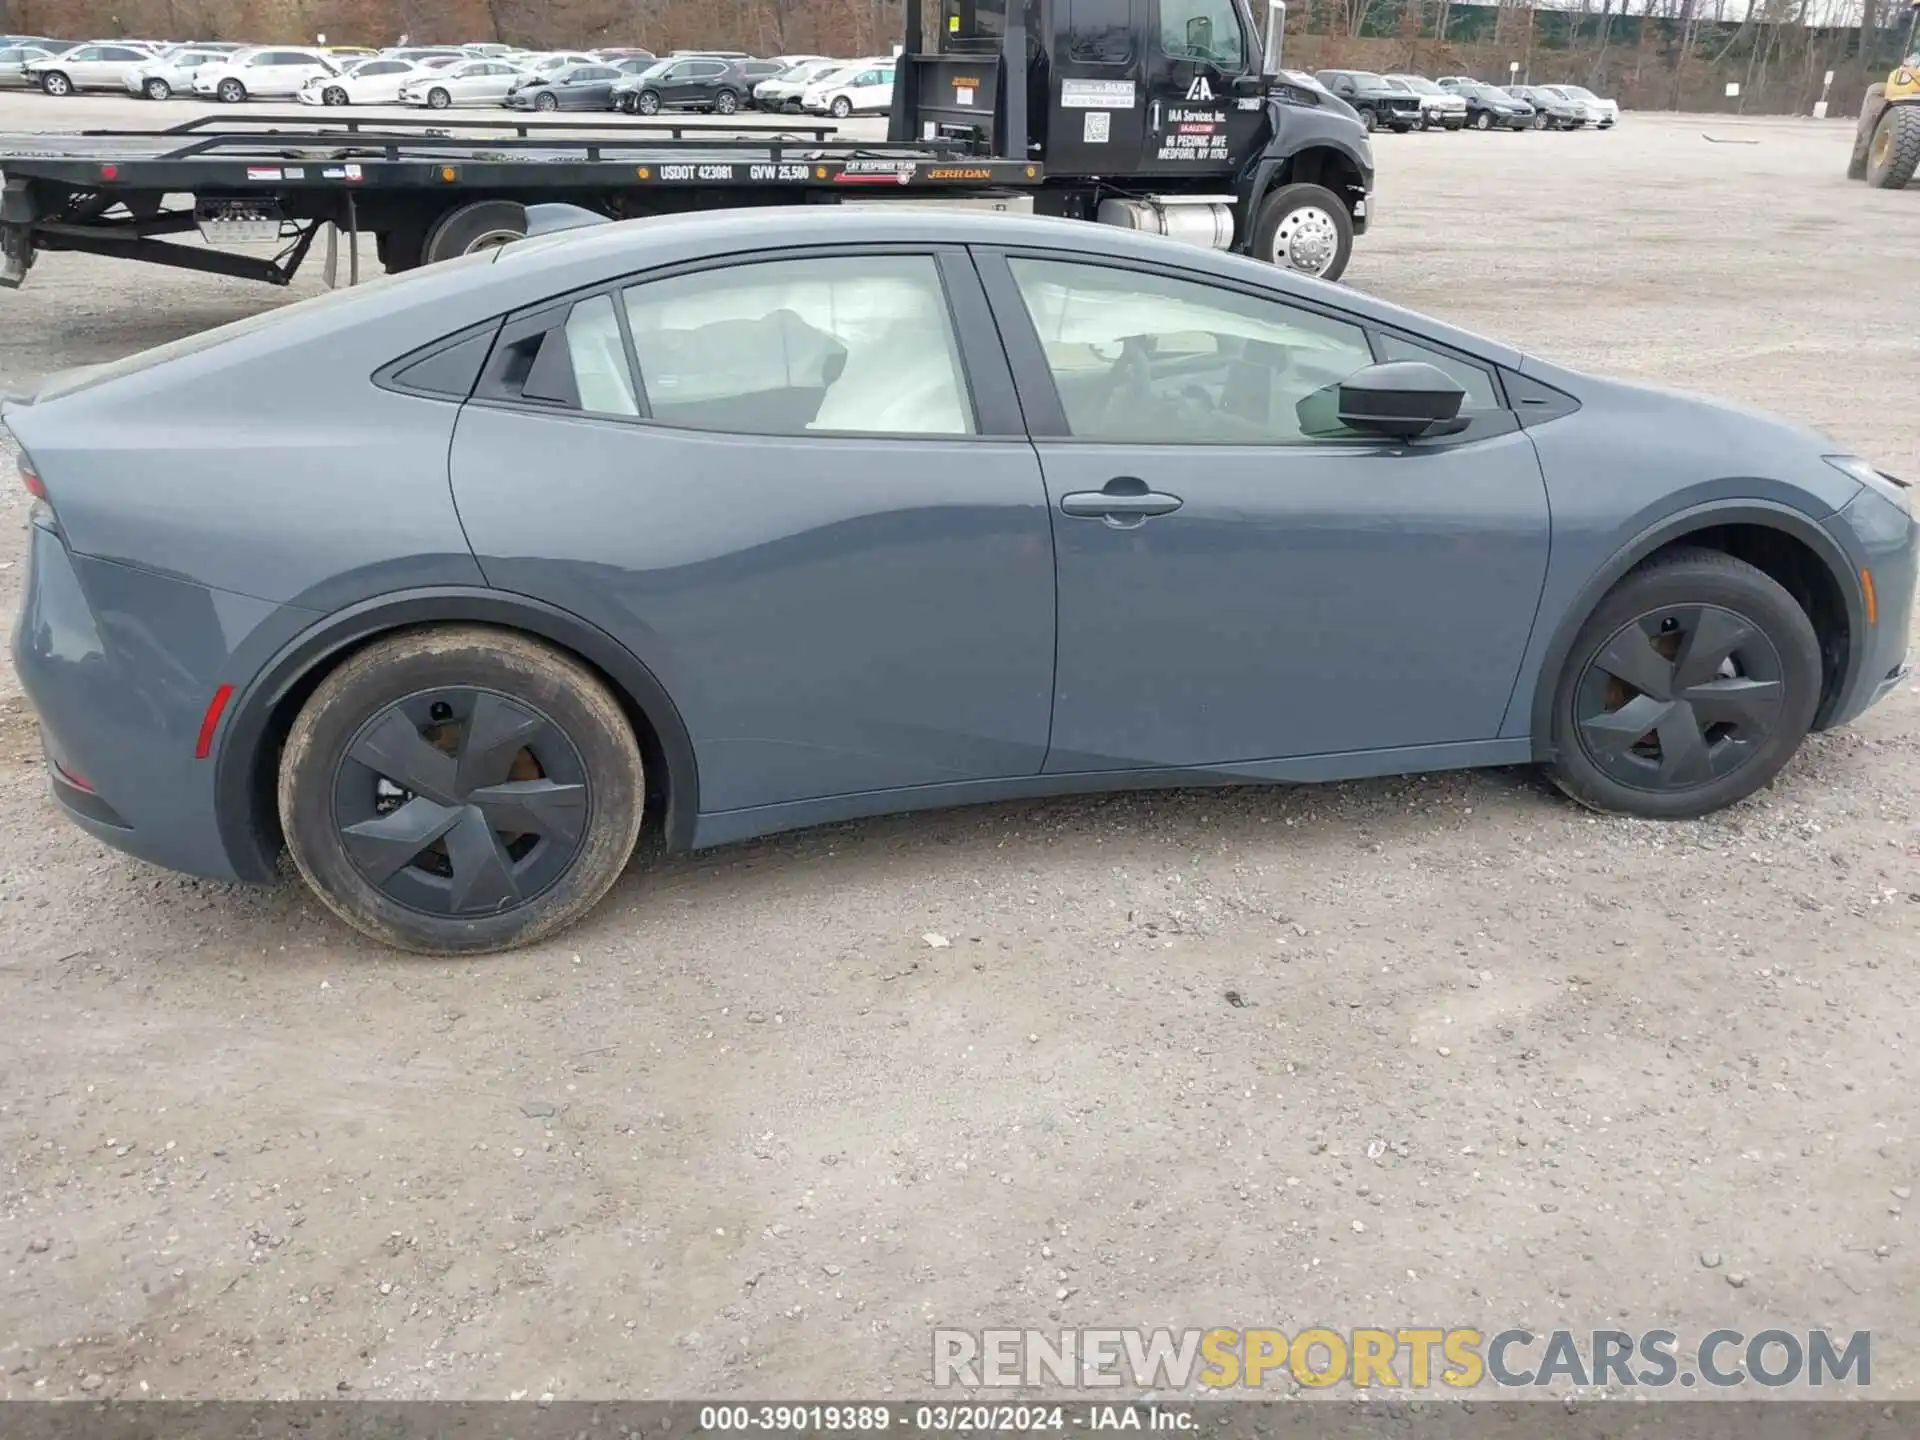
889,0 -> 1373,277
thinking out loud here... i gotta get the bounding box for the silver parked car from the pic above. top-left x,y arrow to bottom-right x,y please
25,41 -> 154,96
6,210 -> 1913,955
126,47 -> 227,100
0,44 -> 54,87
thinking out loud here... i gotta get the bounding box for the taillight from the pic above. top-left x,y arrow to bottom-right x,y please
18,453 -> 45,500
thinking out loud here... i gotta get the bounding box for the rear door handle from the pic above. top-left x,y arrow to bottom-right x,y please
1060,478 -> 1184,521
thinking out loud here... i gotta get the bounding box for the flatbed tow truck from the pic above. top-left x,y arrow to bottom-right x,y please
0,0 -> 1374,288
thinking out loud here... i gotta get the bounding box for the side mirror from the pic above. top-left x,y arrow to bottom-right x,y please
1297,361 -> 1466,441
1232,73 -> 1261,98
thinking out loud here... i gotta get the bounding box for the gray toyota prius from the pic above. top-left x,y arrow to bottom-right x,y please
7,209 -> 1914,955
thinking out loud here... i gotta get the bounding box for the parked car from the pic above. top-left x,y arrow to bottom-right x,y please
1505,83 -> 1587,129
802,59 -> 895,118
25,42 -> 155,96
126,46 -> 228,100
505,62 -> 625,111
10,208 -> 1911,955
1542,83 -> 1619,127
1436,76 -> 1536,130
0,44 -> 55,87
462,42 -> 520,57
1313,70 -> 1423,132
300,56 -> 429,106
1384,73 -> 1467,130
613,55 -> 755,115
513,52 -> 598,80
382,47 -> 466,67
194,47 -> 340,102
399,57 -> 524,109
592,47 -> 656,61
753,57 -> 846,112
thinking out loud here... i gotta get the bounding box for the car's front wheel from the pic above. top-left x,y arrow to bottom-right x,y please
144,77 -> 172,100
714,88 -> 740,114
217,77 -> 246,103
635,89 -> 662,114
1547,548 -> 1821,820
39,71 -> 72,96
1473,110 -> 1492,130
322,85 -> 348,105
534,90 -> 559,111
279,627 -> 646,955
428,86 -> 451,109
830,94 -> 852,118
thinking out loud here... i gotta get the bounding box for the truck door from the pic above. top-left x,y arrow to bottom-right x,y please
1141,0 -> 1265,179
1046,0 -> 1150,177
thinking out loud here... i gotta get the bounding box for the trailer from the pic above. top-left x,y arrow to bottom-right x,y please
0,0 -> 1374,289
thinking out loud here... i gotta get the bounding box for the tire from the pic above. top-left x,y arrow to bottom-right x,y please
422,198 -> 529,263
1534,111 -> 1549,130
1251,181 -> 1354,282
534,89 -> 558,111
279,627 -> 645,956
427,87 -> 450,110
144,77 -> 172,100
829,94 -> 852,119
1546,548 -> 1821,820
1473,109 -> 1492,130
714,88 -> 740,115
1865,103 -> 1920,190
218,77 -> 246,103
39,71 -> 71,97
1357,106 -> 1376,133
636,89 -> 661,114
1849,82 -> 1887,180
323,85 -> 348,106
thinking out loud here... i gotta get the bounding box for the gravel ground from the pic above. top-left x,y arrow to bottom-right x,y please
0,98 -> 1916,1403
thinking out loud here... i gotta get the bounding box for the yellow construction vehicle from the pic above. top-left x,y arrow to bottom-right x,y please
1850,8 -> 1920,189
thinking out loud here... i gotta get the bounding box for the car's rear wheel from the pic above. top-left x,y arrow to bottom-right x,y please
279,627 -> 645,955
145,77 -> 172,100
1547,549 -> 1821,819
428,86 -> 451,109
39,71 -> 71,96
218,77 -> 246,103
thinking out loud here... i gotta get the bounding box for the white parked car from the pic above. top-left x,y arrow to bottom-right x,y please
754,58 -> 844,112
802,59 -> 894,118
1385,74 -> 1468,130
1543,84 -> 1619,128
516,52 -> 598,79
126,47 -> 225,100
195,47 -> 341,103
25,41 -> 154,96
398,58 -> 524,108
298,56 -> 428,106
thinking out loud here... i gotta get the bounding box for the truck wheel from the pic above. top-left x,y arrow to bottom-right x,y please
424,200 -> 529,264
1849,83 -> 1887,179
1865,104 -> 1920,190
39,71 -> 72,96
1252,182 -> 1354,283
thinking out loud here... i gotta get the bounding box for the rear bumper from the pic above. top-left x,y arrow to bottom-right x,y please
11,519 -> 296,883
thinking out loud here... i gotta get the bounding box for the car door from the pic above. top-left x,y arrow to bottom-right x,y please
363,59 -> 412,101
976,249 -> 1552,773
471,62 -> 515,102
448,248 -> 1057,816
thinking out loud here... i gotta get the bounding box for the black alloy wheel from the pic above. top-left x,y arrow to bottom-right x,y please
1547,548 -> 1821,818
1572,605 -> 1784,791
280,627 -> 646,954
331,687 -> 589,918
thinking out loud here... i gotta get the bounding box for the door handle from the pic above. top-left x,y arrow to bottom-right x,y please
1060,477 -> 1184,521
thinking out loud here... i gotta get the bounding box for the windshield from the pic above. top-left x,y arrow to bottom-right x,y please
1383,78 -> 1412,92
1561,85 -> 1597,99
1394,75 -> 1443,93
637,60 -> 672,79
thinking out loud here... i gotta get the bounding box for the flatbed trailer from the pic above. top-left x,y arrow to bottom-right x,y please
0,113 -> 1049,287
0,0 -> 1376,288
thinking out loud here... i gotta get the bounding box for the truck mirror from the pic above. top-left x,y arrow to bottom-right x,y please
1261,0 -> 1287,76
1187,16 -> 1213,54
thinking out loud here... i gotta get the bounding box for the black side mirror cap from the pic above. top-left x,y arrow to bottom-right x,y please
1232,73 -> 1262,97
1297,361 -> 1467,441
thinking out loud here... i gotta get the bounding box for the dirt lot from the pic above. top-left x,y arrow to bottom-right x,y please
0,98 -> 1916,1403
